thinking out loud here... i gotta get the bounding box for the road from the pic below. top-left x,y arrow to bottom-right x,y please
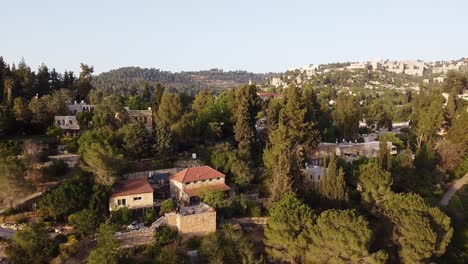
439,174 -> 468,206
0,228 -> 15,239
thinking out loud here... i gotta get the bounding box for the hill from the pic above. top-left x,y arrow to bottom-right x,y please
92,67 -> 276,95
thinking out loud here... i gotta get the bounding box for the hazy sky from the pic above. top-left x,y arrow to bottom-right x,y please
1,0 -> 467,73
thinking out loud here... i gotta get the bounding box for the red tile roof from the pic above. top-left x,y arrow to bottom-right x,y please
170,166 -> 225,183
111,179 -> 154,197
183,183 -> 231,197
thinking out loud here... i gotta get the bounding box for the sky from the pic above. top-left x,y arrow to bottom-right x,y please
1,0 -> 467,74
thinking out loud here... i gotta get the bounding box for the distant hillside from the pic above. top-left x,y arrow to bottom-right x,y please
92,67 -> 277,95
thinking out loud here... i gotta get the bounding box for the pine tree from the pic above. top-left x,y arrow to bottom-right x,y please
264,193 -> 313,263
381,193 -> 453,263
88,223 -> 121,264
358,162 -> 393,206
82,143 -> 127,186
301,209 -> 388,264
318,152 -> 348,209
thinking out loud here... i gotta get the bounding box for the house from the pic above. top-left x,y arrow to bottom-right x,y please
124,107 -> 153,132
109,179 -> 154,212
307,141 -> 397,165
53,101 -> 95,137
54,116 -> 80,137
68,101 -> 95,114
303,164 -> 327,188
169,166 -> 230,204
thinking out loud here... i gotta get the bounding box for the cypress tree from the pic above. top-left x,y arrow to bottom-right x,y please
233,85 -> 260,161
318,152 -> 348,209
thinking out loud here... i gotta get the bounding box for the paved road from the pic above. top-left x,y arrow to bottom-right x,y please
439,174 -> 468,206
0,228 -> 15,239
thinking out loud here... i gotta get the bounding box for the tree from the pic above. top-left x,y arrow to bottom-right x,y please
82,143 -> 127,186
88,223 -> 121,264
76,64 -> 94,101
234,85 -> 260,161
150,83 -> 165,113
300,209 -> 387,264
332,94 -> 361,141
33,64 -> 50,96
358,162 -> 393,206
92,95 -> 127,129
159,199 -> 176,216
264,124 -> 303,202
5,222 -> 56,264
111,206 -> 132,225
319,153 -> 348,209
377,141 -> 392,171
154,124 -> 174,157
0,157 -> 31,209
200,225 -> 264,264
125,95 -> 147,110
279,84 -> 320,149
411,90 -> 444,148
202,190 -> 225,209
264,193 -> 313,263
209,142 -> 237,175
117,122 -> 152,159
68,209 -> 98,235
38,176 -> 91,220
13,97 -> 31,124
443,70 -> 467,94
381,193 -> 453,263
365,98 -> 392,130
155,245 -> 187,264
156,93 -> 183,127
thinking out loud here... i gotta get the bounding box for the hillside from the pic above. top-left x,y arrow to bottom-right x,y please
92,67 -> 277,95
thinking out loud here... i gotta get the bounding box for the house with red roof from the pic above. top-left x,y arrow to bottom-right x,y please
109,178 -> 154,212
169,166 -> 230,204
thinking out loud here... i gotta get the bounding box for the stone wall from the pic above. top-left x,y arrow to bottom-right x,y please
165,211 -> 216,236
116,228 -> 155,248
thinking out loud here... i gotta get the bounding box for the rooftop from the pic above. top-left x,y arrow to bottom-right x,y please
111,179 -> 154,197
179,202 -> 214,215
170,166 -> 225,183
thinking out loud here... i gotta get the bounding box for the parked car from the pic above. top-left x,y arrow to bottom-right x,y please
127,221 -> 140,231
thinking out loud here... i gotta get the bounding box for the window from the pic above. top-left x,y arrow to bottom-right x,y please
133,197 -> 142,201
117,199 -> 126,206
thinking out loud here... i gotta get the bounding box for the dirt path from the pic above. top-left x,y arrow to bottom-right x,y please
439,174 -> 468,206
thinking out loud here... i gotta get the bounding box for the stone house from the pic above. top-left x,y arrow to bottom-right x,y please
303,164 -> 327,188
308,141 -> 397,165
124,107 -> 153,132
54,116 -> 80,137
109,179 -> 154,213
169,166 -> 230,204
68,101 -> 95,114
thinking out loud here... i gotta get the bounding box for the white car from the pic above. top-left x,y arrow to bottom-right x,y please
127,221 -> 140,231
